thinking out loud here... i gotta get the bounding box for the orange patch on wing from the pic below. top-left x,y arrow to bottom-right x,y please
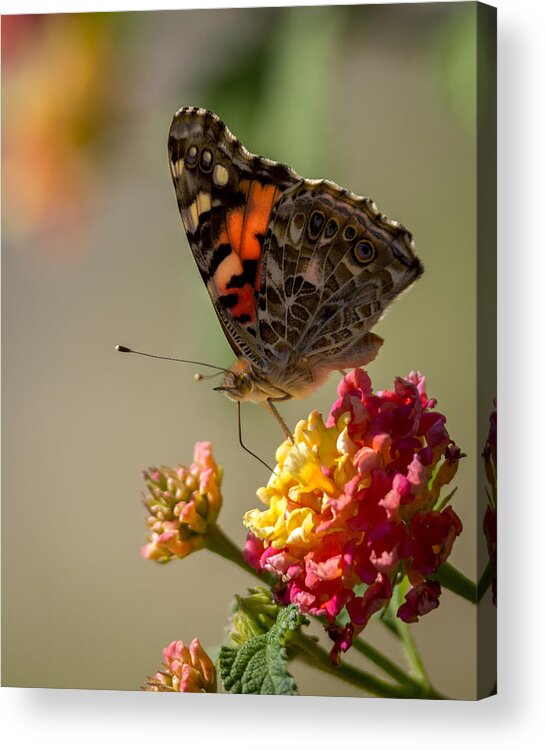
240,182 -> 278,261
224,180 -> 278,261
213,180 -> 281,320
226,209 -> 244,252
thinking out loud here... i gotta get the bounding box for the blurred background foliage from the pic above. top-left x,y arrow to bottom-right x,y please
2,4 -> 491,698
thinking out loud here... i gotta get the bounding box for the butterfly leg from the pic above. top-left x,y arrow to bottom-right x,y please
264,398 -> 294,443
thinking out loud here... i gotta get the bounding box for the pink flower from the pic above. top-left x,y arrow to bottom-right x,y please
397,581 -> 442,623
243,532 -> 266,572
144,638 -> 216,692
346,573 -> 392,627
244,369 -> 463,653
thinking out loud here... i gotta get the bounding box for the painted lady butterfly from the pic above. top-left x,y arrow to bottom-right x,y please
168,107 -> 423,437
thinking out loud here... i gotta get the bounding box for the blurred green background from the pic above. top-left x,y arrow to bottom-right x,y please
2,3 -> 492,698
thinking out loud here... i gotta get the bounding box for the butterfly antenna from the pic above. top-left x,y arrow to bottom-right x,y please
115,344 -> 228,374
117,345 -> 274,472
237,401 -> 274,473
194,371 -> 224,382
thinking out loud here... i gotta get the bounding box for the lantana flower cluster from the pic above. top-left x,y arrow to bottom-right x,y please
244,369 -> 463,649
144,638 -> 216,692
141,442 -> 222,563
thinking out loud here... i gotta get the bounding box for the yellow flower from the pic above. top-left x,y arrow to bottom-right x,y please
244,411 -> 354,553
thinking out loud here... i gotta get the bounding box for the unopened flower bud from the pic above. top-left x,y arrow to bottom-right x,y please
141,442 -> 222,563
144,638 -> 216,692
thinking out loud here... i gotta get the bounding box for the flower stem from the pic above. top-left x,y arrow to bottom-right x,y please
477,561 -> 494,602
205,524 -> 253,574
351,636 -> 424,691
292,633 -> 428,699
206,525 -> 447,698
390,584 -> 432,689
435,562 -> 477,603
205,524 -> 277,586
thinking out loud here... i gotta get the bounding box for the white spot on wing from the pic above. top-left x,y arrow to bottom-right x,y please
172,158 -> 184,178
213,163 -> 229,187
288,212 -> 305,243
184,200 -> 199,233
384,217 -> 400,228
197,192 -> 211,216
303,256 -> 321,286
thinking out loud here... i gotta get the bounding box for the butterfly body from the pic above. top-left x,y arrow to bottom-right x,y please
168,107 -> 423,414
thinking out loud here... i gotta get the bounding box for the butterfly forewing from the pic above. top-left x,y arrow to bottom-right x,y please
168,107 -> 300,369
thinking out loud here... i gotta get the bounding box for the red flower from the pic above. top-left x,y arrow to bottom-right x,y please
327,623 -> 355,666
397,581 -> 442,623
408,507 -> 463,576
346,573 -> 392,627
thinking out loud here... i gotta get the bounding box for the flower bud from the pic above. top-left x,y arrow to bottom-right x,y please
141,442 -> 222,563
144,638 -> 216,692
227,587 -> 279,646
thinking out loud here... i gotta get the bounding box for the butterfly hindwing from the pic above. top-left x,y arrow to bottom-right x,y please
258,180 -> 423,376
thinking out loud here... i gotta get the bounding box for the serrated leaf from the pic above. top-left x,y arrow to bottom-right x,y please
218,605 -> 305,695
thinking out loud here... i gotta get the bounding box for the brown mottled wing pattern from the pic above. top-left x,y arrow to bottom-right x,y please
258,181 -> 423,380
168,107 -> 300,371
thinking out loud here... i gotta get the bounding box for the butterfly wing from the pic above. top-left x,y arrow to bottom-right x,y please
169,107 -> 423,400
168,107 -> 301,371
257,180 -> 423,382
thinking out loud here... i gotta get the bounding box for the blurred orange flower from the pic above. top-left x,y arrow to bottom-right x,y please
2,14 -> 116,251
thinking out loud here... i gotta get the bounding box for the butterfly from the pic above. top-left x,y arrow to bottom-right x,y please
168,107 -> 423,438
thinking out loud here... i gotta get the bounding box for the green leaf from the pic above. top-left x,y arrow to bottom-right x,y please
218,605 -> 305,695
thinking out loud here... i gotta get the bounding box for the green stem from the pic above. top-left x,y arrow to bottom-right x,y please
205,524 -> 254,575
477,561 -> 494,602
351,636 -> 422,691
205,524 -> 277,586
390,584 -> 431,687
435,563 -> 477,604
206,526 -> 447,698
292,633 -> 430,699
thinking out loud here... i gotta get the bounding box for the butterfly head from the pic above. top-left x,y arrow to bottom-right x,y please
213,359 -> 257,402
213,358 -> 295,404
